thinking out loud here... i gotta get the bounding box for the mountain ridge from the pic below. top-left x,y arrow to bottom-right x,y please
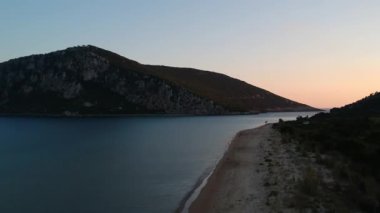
0,45 -> 318,116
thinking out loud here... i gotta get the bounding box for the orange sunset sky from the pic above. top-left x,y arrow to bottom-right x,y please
1,0 -> 379,108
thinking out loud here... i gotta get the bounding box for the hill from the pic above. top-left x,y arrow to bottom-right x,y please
0,45 -> 317,116
330,92 -> 380,116
274,93 -> 380,212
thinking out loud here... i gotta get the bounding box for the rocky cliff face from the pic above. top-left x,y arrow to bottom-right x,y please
0,46 -> 226,115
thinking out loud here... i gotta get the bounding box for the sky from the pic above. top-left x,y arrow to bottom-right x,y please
1,0 -> 379,108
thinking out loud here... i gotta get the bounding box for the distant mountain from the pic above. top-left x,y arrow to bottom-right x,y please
0,45 -> 317,116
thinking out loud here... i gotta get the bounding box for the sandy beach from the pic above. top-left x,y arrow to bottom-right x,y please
189,124 -> 272,212
188,124 -> 328,213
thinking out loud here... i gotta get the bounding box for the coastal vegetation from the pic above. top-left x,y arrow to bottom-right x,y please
274,92 -> 380,212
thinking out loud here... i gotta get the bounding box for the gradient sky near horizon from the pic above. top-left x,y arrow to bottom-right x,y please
1,0 -> 379,108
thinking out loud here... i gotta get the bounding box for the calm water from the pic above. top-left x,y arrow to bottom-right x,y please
0,112 -> 318,213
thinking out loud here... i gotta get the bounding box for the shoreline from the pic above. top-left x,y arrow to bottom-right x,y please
186,123 -> 336,212
176,125 -> 261,213
176,127 -> 250,213
176,165 -> 215,213
177,166 -> 214,213
188,124 -> 273,212
0,109 -> 322,118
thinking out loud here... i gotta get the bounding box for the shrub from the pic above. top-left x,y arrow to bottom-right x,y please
298,167 -> 320,196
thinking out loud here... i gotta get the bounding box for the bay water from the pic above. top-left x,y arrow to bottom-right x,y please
0,112 -> 317,212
